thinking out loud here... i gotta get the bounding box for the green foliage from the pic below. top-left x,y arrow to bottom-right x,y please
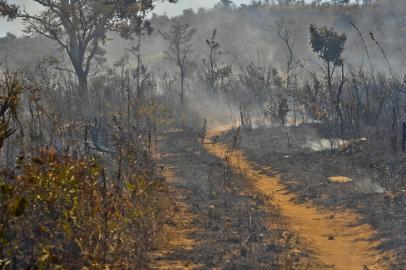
0,0 -> 18,20
332,0 -> 350,5
215,0 -> 236,10
309,25 -> 346,66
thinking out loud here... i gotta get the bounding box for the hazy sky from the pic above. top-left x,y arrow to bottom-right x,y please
0,0 -> 252,36
154,0 -> 251,16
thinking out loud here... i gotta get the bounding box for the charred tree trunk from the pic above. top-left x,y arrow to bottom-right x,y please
180,70 -> 185,106
337,64 -> 345,134
391,107 -> 398,152
136,31 -> 142,100
76,69 -> 90,118
240,105 -> 245,128
77,71 -> 88,94
402,122 -> 406,153
326,61 -> 332,92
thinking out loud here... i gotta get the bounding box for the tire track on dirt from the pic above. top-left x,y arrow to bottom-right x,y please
151,130 -> 313,269
206,124 -> 392,270
151,165 -> 203,270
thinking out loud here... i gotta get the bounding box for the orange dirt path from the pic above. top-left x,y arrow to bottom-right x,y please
150,168 -> 203,270
205,124 -> 391,270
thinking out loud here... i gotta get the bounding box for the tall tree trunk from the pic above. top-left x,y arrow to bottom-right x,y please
336,64 -> 345,134
180,71 -> 184,105
78,72 -> 88,94
136,31 -> 142,100
391,107 -> 398,152
240,104 -> 245,127
327,61 -> 332,91
76,68 -> 90,119
402,122 -> 406,153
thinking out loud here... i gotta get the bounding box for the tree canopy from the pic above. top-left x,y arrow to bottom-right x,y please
0,0 -> 177,93
309,24 -> 346,67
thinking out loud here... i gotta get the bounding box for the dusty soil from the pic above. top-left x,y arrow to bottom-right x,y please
224,125 -> 405,269
209,124 -> 392,270
150,128 -> 314,269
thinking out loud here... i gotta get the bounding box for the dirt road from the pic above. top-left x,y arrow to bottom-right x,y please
151,129 -> 309,269
205,124 -> 390,270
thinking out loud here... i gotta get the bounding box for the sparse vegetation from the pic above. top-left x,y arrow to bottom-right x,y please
0,0 -> 405,269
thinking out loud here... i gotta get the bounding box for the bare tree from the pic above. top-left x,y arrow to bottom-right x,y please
161,21 -> 196,105
276,19 -> 295,91
276,19 -> 298,125
203,29 -> 232,94
120,16 -> 154,101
